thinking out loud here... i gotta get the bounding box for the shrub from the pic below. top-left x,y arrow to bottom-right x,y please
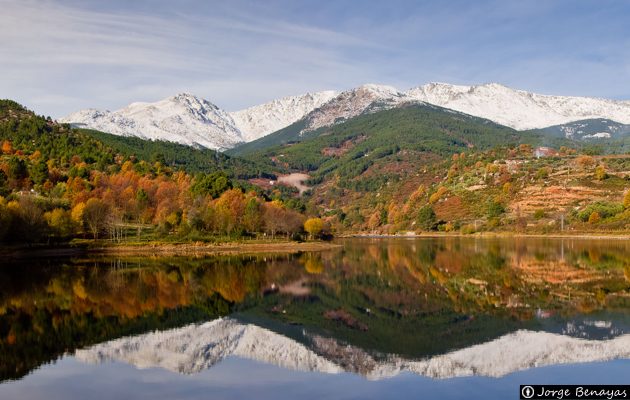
487,200 -> 505,218
594,165 -> 608,181
461,224 -> 476,234
536,167 -> 550,179
577,201 -> 623,222
588,211 -> 601,224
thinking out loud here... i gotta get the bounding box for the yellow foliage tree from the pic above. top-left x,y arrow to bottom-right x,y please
45,208 -> 75,237
402,185 -> 425,215
594,165 -> 607,181
367,211 -> 381,231
71,202 -> 86,224
429,186 -> 447,204
304,217 -> 324,240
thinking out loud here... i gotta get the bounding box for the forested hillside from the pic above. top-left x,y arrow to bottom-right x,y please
233,104 -> 630,234
0,100 -> 319,245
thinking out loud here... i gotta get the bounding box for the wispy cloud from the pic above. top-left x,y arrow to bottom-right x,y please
1,0 -> 629,117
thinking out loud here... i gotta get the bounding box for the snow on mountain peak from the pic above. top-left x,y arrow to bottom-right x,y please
355,83 -> 402,98
229,90 -> 339,141
61,93 -> 244,150
299,84 -> 412,132
405,82 -> 630,130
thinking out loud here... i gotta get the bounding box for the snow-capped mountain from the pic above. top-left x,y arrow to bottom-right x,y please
75,317 -> 630,380
231,90 -> 338,141
270,82 -> 630,138
60,93 -> 244,150
300,84 -> 413,133
61,91 -> 339,151
540,118 -> 630,140
61,82 -> 630,151
405,82 -> 630,130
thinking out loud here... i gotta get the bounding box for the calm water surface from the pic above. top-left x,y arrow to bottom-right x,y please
1,237 -> 630,399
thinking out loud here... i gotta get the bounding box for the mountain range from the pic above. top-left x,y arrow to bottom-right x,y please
60,83 -> 630,151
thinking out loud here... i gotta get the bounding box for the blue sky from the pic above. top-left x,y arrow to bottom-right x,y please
2,0 -> 630,117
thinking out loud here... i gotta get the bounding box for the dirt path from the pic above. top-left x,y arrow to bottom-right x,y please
277,173 -> 310,194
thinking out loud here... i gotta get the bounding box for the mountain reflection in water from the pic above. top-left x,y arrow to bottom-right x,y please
1,237 -> 630,382
75,318 -> 630,379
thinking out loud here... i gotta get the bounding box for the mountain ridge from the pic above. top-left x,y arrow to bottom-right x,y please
61,83 -> 630,151
231,90 -> 338,141
61,90 -> 339,151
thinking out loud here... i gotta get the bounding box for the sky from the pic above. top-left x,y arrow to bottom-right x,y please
2,0 -> 630,118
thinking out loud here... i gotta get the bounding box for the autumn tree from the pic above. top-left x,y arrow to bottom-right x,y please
594,165 -> 607,181
588,211 -> 601,224
304,217 -> 324,239
45,208 -> 75,238
367,212 -> 381,231
429,186 -> 447,204
278,208 -> 304,239
387,202 -> 401,225
1,140 -> 12,155
242,196 -> 262,234
83,198 -> 110,239
402,185 -> 425,216
576,155 -> 595,169
263,201 -> 285,239
214,189 -> 245,235
71,202 -> 86,226
154,180 -> 179,228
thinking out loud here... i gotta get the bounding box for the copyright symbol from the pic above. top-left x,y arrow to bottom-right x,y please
522,386 -> 535,399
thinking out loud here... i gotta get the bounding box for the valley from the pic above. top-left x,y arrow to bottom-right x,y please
1,80 -> 629,250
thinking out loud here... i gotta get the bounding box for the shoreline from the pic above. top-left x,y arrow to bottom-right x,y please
0,241 -> 341,259
343,232 -> 630,240
90,241 -> 341,256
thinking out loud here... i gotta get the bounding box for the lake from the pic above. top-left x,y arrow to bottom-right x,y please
1,237 -> 630,399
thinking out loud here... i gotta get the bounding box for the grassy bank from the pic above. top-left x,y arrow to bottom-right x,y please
0,239 -> 340,259
86,240 -> 341,256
